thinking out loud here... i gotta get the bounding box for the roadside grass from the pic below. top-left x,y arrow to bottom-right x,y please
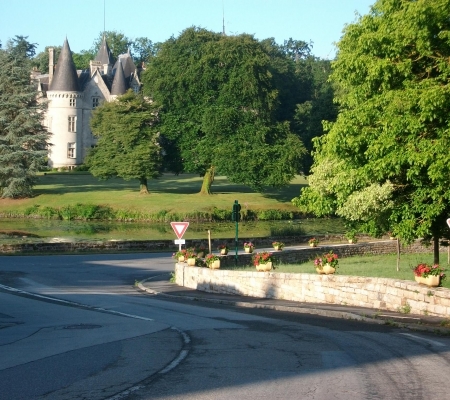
226,252 -> 450,289
0,172 -> 307,218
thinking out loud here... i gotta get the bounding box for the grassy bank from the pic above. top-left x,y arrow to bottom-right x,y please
0,172 -> 308,221
227,252 -> 450,289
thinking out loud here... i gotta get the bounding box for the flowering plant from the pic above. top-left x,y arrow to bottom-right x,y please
243,242 -> 254,249
173,249 -> 187,259
217,243 -> 229,250
272,241 -> 285,250
185,247 -> 197,259
413,263 -> 446,280
308,238 -> 319,245
252,251 -> 273,266
205,253 -> 220,266
314,251 -> 339,269
195,244 -> 207,255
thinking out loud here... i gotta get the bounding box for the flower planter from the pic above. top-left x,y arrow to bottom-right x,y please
273,246 -> 282,251
309,243 -> 317,247
209,260 -> 221,269
187,257 -> 196,266
322,264 -> 336,274
316,267 -> 325,275
316,264 -> 335,275
178,256 -> 185,263
196,252 -> 205,258
220,249 -> 228,255
256,262 -> 272,272
245,247 -> 253,253
415,275 -> 439,286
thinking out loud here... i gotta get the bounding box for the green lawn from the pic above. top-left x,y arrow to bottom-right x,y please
0,172 -> 307,216
227,252 -> 450,289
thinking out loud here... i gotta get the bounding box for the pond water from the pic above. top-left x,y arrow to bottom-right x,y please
0,218 -> 345,244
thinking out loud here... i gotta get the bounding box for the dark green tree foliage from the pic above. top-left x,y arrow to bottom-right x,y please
142,27 -> 305,193
31,46 -> 61,73
131,37 -> 157,65
293,0 -> 450,263
294,57 -> 337,173
86,90 -> 162,194
71,49 -> 96,70
0,36 -> 49,198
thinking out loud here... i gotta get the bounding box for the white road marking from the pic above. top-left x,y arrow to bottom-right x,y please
0,283 -> 154,321
399,333 -> 446,347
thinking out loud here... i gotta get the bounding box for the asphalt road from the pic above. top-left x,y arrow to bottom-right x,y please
1,253 -> 450,400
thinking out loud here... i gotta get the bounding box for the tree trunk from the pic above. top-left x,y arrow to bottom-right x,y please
139,177 -> 149,194
199,166 -> 215,195
433,234 -> 440,265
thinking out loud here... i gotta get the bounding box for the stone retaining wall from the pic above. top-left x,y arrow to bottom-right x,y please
175,263 -> 450,318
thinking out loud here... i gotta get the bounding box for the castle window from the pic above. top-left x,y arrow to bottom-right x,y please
68,116 -> 76,132
69,98 -> 76,107
92,97 -> 100,108
67,143 -> 76,158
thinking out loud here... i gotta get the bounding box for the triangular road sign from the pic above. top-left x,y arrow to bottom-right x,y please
170,222 -> 190,239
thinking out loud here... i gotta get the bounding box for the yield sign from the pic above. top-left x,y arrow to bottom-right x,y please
170,222 -> 190,239
447,218 -> 450,229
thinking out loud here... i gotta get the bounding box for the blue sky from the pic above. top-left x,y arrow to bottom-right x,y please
1,0 -> 375,59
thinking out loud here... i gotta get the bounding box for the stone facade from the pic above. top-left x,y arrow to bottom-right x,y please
175,264 -> 450,318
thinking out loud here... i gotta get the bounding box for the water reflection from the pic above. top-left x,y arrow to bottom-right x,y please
0,218 -> 345,243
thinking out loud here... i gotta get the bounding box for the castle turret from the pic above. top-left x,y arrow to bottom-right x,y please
111,60 -> 128,97
49,39 -> 79,91
90,36 -> 115,76
46,38 -> 81,169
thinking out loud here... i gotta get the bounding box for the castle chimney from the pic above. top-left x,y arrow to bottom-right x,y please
48,47 -> 54,85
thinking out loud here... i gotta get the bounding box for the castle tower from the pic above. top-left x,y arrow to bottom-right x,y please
90,36 -> 115,76
110,60 -> 128,99
46,39 -> 82,169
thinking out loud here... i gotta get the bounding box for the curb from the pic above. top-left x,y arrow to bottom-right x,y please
137,276 -> 450,335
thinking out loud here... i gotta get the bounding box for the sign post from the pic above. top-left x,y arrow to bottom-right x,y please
231,200 -> 241,266
170,222 -> 190,253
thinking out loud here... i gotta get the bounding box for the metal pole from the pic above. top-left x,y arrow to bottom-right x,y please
235,219 -> 238,266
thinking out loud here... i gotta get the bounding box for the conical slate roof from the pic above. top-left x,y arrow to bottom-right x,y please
95,36 -> 115,65
49,39 -> 79,91
111,60 -> 128,96
113,52 -> 136,79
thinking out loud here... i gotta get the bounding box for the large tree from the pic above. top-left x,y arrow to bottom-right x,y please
85,90 -> 162,194
0,36 -> 49,198
142,27 -> 305,194
293,0 -> 450,263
